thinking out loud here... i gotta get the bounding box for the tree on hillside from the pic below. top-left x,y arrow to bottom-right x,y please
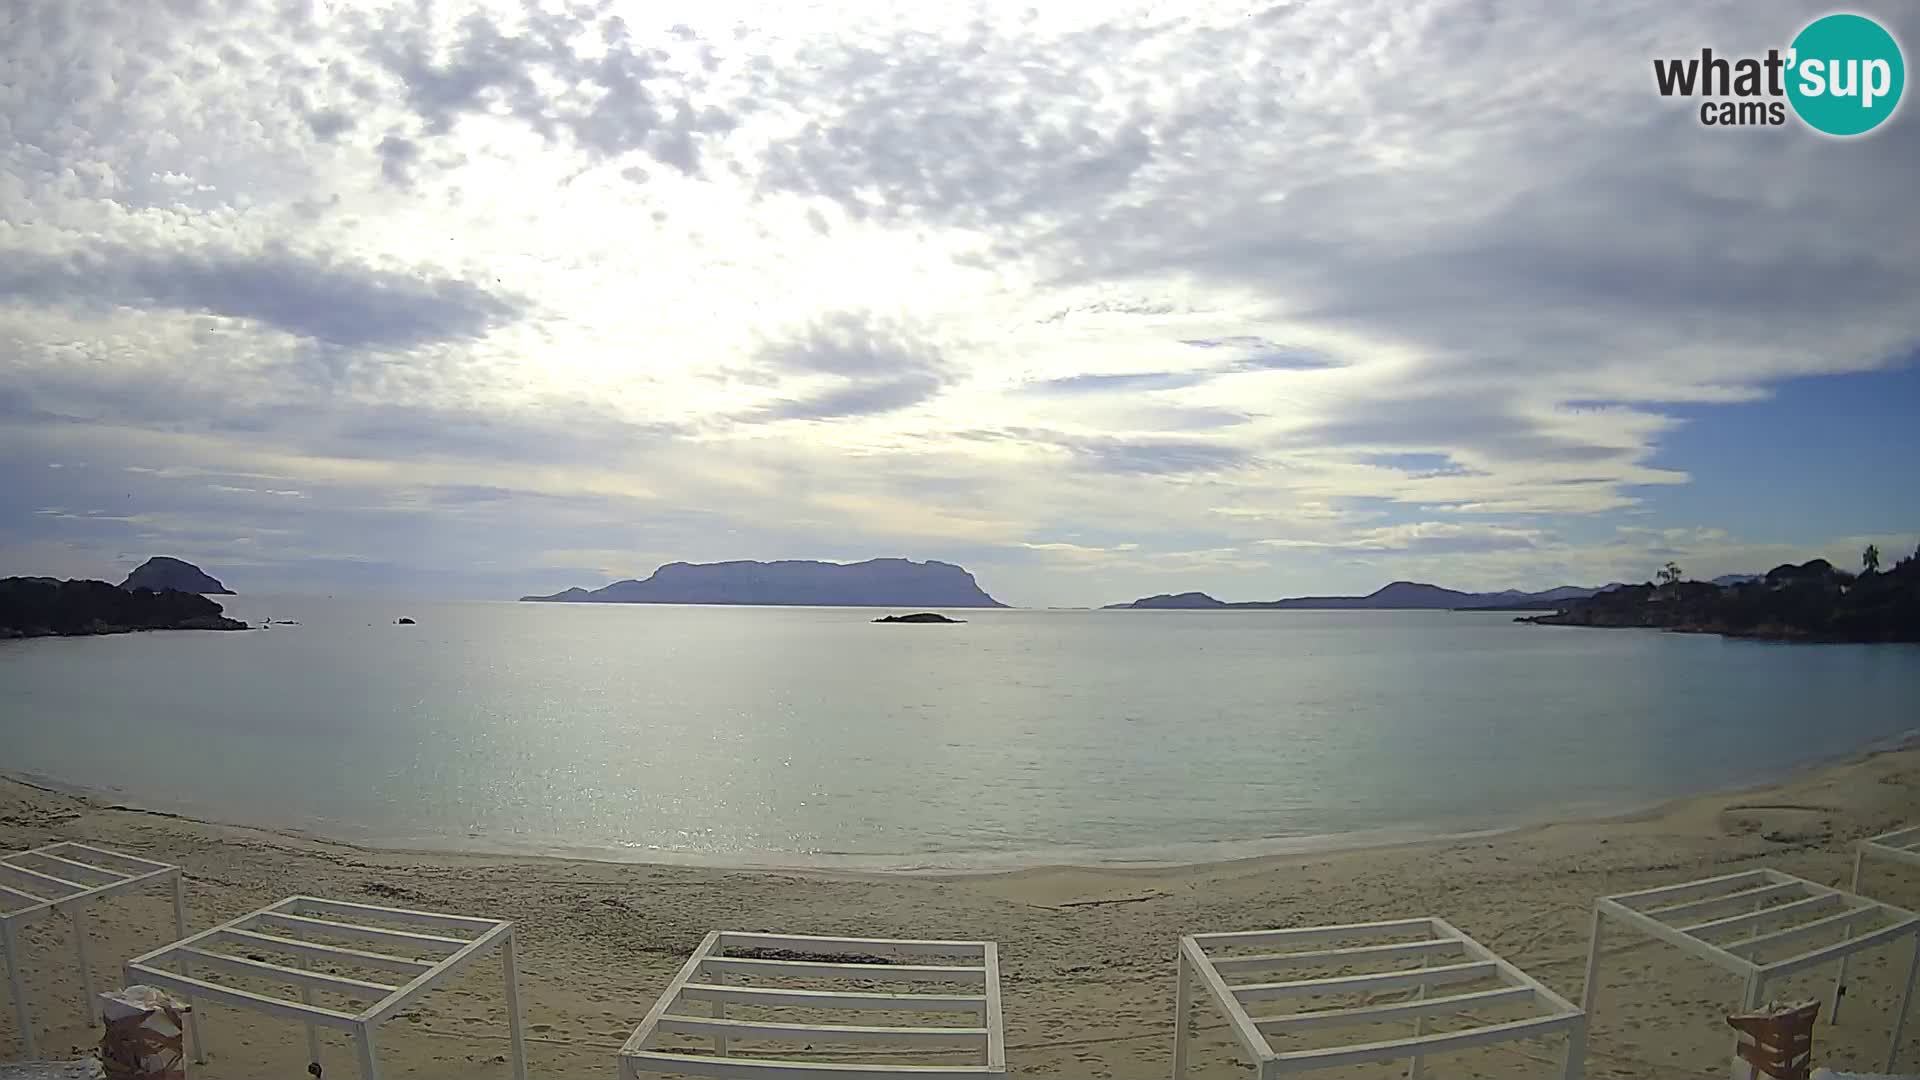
1656,561 -> 1683,587
1863,544 -> 1881,574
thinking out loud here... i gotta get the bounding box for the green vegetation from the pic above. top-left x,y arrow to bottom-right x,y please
1523,555 -> 1920,642
0,577 -> 247,638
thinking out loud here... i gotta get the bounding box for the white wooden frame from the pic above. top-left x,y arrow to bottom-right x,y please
1833,825 -> 1920,1022
1174,916 -> 1586,1079
1582,867 -> 1920,1073
620,931 -> 1006,1079
127,895 -> 526,1080
1,841 -> 192,1060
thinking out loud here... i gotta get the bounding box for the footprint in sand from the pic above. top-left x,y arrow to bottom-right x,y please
1717,803 -> 1835,843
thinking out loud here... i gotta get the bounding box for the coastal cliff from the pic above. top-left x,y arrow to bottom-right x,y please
1,577 -> 247,638
522,558 -> 1007,608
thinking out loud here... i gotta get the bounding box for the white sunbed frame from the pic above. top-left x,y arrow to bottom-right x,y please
1,840 -> 190,1060
1175,916 -> 1587,1079
127,895 -> 526,1080
1834,825 -> 1920,1023
1583,867 -> 1920,1073
620,930 -> 1006,1079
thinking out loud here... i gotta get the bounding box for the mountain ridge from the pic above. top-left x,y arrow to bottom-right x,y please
522,558 -> 1007,608
1106,581 -> 1630,610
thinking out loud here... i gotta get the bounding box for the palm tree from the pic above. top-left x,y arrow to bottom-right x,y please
1656,561 -> 1682,588
1863,544 -> 1881,574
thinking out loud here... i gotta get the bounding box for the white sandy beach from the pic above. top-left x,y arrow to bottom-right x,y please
4,747 -> 1920,1078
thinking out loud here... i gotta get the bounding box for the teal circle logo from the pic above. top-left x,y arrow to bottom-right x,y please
1786,13 -> 1905,136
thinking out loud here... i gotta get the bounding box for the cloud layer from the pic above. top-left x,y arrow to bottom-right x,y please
2,0 -> 1917,602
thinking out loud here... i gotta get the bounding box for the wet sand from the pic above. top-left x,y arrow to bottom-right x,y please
3,746 -> 1919,1078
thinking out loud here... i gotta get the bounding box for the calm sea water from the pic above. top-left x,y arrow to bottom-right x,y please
3,598 -> 1917,868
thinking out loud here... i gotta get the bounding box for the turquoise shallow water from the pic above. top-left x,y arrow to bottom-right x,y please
2,598 -> 1917,868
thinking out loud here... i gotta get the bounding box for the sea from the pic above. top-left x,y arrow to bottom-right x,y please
3,598 -> 1917,870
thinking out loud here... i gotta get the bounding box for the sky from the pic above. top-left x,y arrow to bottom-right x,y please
3,0 -> 1918,607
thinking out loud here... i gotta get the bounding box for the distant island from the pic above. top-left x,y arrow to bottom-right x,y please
873,612 -> 964,623
1522,551 -> 1920,643
522,558 -> 1007,608
1,577 -> 247,638
121,556 -> 233,594
1106,581 -> 1619,611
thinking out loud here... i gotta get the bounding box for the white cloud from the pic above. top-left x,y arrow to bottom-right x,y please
1,0 -> 1916,603
1259,522 -> 1550,554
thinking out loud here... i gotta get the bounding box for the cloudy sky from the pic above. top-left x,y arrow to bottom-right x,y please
4,0 -> 1917,606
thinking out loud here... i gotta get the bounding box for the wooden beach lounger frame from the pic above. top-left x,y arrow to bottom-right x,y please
1583,868 -> 1920,1073
1834,825 -> 1920,1023
1,841 -> 190,1060
619,930 -> 1007,1079
127,895 -> 526,1080
1174,916 -> 1587,1079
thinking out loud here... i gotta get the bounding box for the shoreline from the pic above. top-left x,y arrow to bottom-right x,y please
5,743 -> 1920,1076
1517,614 -> 1920,645
0,765 -> 1518,873
7,726 -> 1915,877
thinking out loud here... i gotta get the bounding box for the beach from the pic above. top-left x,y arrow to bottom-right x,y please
4,748 -> 1920,1079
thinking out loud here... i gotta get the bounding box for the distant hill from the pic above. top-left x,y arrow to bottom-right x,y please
121,556 -> 232,594
1106,581 -> 1617,611
1523,557 -> 1920,642
1455,584 -> 1632,611
1454,596 -> 1570,612
1122,591 -> 1228,609
1,577 -> 247,638
522,558 -> 1007,608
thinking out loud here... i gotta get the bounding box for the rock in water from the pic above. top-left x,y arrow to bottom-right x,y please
120,556 -> 233,595
872,612 -> 964,623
